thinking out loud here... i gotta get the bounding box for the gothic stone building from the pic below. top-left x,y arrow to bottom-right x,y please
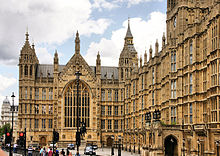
18,0 -> 220,155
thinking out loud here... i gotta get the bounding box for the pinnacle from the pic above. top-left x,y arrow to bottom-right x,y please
125,18 -> 133,38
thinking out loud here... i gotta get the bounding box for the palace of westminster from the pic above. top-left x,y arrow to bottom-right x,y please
16,0 -> 220,155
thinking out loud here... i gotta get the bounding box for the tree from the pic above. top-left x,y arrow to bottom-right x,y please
0,123 -> 11,136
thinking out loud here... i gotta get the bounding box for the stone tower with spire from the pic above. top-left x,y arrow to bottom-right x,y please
119,19 -> 138,81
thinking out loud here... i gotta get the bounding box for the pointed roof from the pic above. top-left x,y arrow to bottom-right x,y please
125,18 -> 133,38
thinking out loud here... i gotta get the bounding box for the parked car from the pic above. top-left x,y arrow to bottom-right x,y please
84,146 -> 96,155
67,144 -> 75,150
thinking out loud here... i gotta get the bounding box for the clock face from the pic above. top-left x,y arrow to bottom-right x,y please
174,17 -> 176,27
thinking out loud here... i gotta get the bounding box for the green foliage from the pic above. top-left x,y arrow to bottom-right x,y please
0,123 -> 11,136
160,120 -> 167,126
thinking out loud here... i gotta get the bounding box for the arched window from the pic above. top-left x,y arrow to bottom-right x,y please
24,65 -> 28,76
64,81 -> 90,128
30,65 -> 33,76
20,65 -> 23,77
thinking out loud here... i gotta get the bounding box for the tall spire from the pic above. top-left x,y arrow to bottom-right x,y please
75,30 -> 80,54
144,50 -> 147,65
125,17 -> 133,39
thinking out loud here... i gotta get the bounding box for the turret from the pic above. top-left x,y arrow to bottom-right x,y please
96,52 -> 101,75
162,32 -> 166,48
155,39 -> 159,56
149,45 -> 153,59
75,31 -> 80,54
54,50 -> 59,72
19,31 -> 38,79
144,50 -> 147,65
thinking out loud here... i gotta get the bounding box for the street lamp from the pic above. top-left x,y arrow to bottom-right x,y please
182,138 -> 185,156
10,92 -> 15,156
216,140 -> 220,156
197,139 -> 200,156
75,71 -> 82,156
118,136 -> 122,156
111,135 -> 114,156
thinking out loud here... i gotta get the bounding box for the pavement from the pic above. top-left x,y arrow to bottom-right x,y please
3,147 -> 141,156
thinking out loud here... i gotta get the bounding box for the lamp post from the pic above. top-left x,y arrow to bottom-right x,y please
75,71 -> 82,156
197,139 -> 200,156
10,92 -> 15,156
111,135 -> 114,156
118,136 -> 121,156
216,141 -> 220,156
182,138 -> 185,156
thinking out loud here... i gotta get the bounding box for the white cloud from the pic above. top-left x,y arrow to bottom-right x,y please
0,0 -> 111,65
84,11 -> 166,66
0,75 -> 17,92
92,0 -> 119,11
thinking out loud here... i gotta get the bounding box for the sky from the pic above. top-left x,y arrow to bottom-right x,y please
0,0 -> 167,110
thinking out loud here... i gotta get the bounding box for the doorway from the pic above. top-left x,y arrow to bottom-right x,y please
164,135 -> 178,156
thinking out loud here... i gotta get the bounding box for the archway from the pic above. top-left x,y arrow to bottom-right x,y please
106,136 -> 113,147
164,135 -> 178,156
40,136 -> 46,147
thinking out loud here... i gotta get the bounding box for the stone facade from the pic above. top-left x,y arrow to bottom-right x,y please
18,0 -> 220,155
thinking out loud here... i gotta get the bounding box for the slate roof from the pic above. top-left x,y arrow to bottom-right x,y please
125,22 -> 133,38
36,64 -> 118,80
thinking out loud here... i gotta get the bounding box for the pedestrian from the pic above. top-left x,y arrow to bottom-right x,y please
42,147 -> 47,156
60,148 -> 65,156
66,149 -> 69,156
48,148 -> 53,156
40,147 -> 43,155
55,148 -> 59,156
28,146 -> 33,156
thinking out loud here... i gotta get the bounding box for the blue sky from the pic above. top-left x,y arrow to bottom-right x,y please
0,0 -> 166,108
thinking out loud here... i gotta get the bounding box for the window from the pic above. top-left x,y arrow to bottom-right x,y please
20,87 -> 22,99
152,91 -> 154,106
171,107 -> 176,124
141,96 -> 144,109
25,104 -> 27,114
101,106 -> 105,116
121,119 -> 123,130
152,68 -> 155,85
49,88 -> 53,100
133,82 -> 135,95
133,117 -> 135,129
126,104 -> 128,114
35,88 -> 39,100
211,97 -> 217,122
173,16 -> 176,27
121,89 -> 123,101
24,65 -> 28,76
101,120 -> 105,129
141,75 -> 144,89
211,60 -> 217,86
35,104 -> 39,114
203,101 -> 207,123
30,65 -> 32,76
108,120 -> 112,129
101,89 -> 105,101
114,89 -> 118,102
25,87 -> 27,99
121,106 -> 123,115
133,100 -> 135,112
42,88 -> 46,100
171,80 -> 176,98
42,105 -> 46,114
114,120 -> 118,130
35,119 -> 39,128
25,119 -> 27,128
42,119 -> 46,129
184,104 -> 188,124
126,86 -> 128,98
126,119 -> 128,129
108,89 -> 112,101
211,21 -> 218,51
49,119 -> 53,128
114,106 -> 118,116
189,74 -> 193,94
190,103 -> 193,123
30,87 -> 32,99
203,69 -> 207,91
189,40 -> 193,64
64,80 -> 90,127
171,51 -> 176,72
203,38 -> 207,60
29,119 -> 32,129
49,105 -> 53,114
108,106 -> 112,115
141,115 -> 144,127
29,104 -> 32,114
121,68 -> 123,80
20,104 -> 23,113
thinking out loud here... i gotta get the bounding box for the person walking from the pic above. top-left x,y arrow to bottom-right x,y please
28,146 -> 33,156
48,148 -> 53,156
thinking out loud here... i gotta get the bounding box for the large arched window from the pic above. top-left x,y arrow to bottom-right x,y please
64,81 -> 90,128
